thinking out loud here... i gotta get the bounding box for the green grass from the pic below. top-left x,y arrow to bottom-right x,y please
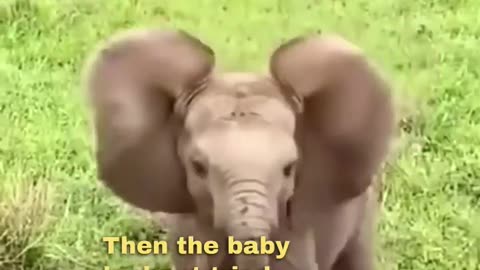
1,0 -> 479,269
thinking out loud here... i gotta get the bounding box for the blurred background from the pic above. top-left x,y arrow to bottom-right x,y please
0,0 -> 479,269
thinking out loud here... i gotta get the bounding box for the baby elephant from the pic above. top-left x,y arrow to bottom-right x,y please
83,28 -> 395,270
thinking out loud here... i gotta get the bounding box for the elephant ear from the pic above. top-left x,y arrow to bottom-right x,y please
84,29 -> 215,212
269,34 -> 394,202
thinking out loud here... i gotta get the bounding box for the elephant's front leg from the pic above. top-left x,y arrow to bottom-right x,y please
330,232 -> 373,270
169,234 -> 226,270
332,187 -> 377,270
168,230 -> 201,269
167,217 -> 203,270
167,214 -> 227,270
315,189 -> 376,270
268,226 -> 318,270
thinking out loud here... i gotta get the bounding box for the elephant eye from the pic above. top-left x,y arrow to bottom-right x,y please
283,161 -> 296,178
191,159 -> 208,178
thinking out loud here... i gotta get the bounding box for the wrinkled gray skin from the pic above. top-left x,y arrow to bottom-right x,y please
83,29 -> 394,270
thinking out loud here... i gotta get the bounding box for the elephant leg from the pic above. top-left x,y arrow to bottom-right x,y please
215,254 -> 235,270
167,214 -> 226,270
309,192 -> 372,270
330,233 -> 373,270
269,255 -> 318,270
168,232 -> 200,270
167,219 -> 201,270
331,190 -> 376,270
268,226 -> 318,270
206,243 -> 231,270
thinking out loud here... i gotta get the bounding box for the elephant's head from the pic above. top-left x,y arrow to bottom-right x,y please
84,29 -> 394,268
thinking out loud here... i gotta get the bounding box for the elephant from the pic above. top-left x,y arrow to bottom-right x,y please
82,28 -> 395,270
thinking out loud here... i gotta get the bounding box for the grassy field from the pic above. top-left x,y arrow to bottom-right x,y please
1,0 -> 479,269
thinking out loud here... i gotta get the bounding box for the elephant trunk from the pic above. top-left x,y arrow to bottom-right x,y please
226,178 -> 275,270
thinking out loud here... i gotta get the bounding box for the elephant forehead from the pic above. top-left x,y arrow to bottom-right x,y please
196,123 -> 298,167
185,75 -> 296,134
